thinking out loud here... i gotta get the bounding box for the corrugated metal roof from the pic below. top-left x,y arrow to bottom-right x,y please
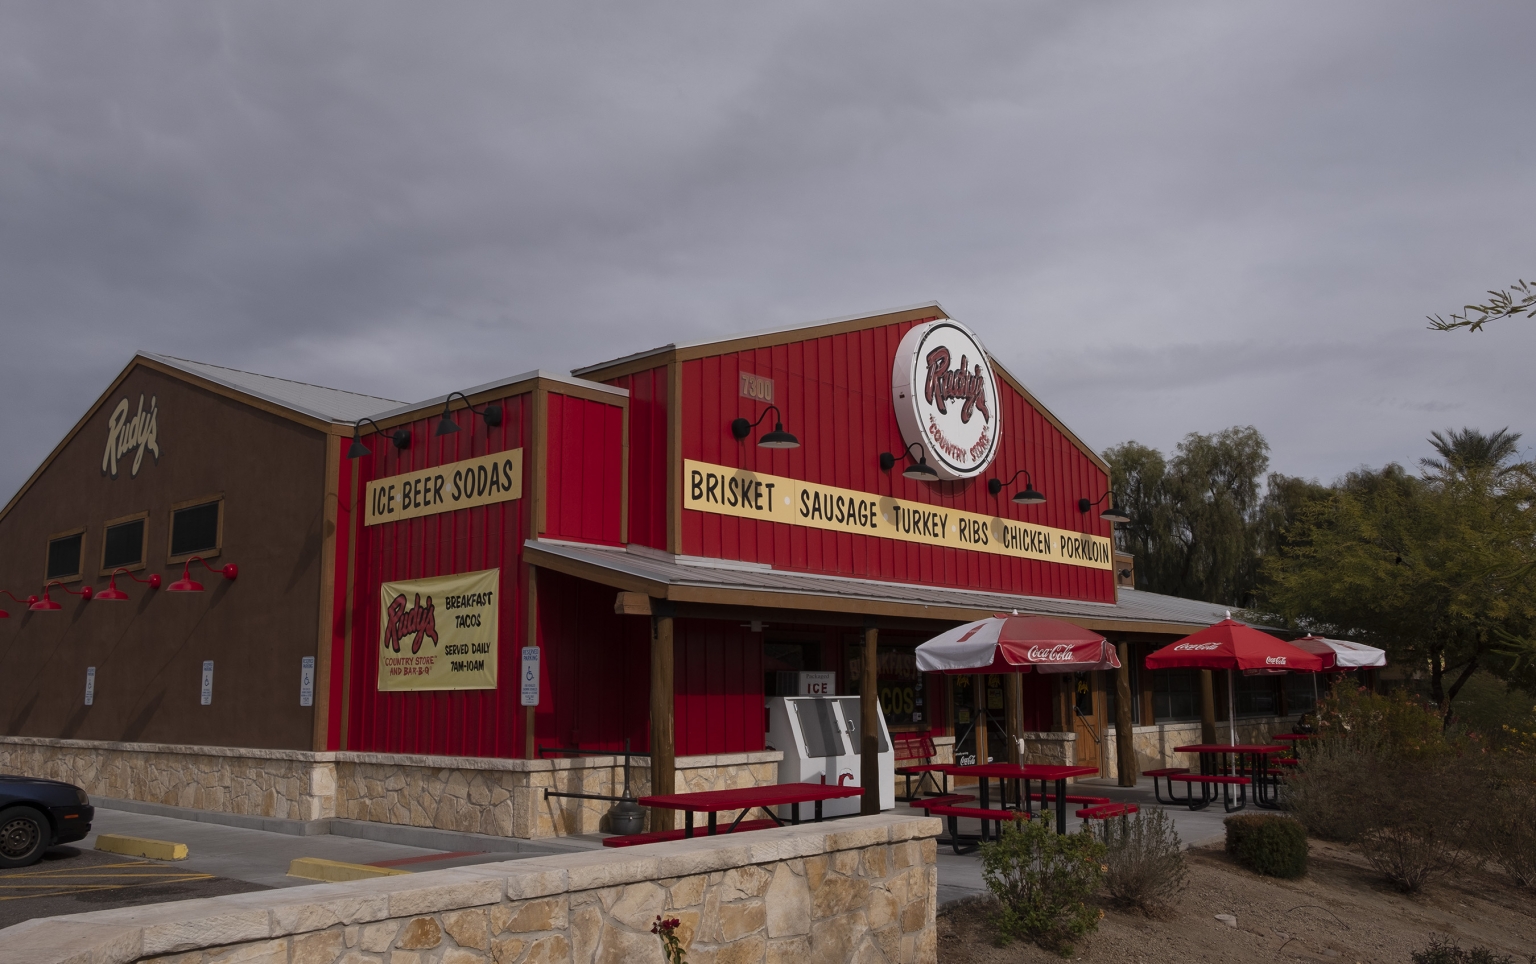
368,369 -> 626,424
524,538 -> 1255,633
142,353 -> 404,423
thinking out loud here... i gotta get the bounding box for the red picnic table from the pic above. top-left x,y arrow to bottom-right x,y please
638,783 -> 864,839
1270,733 -> 1316,742
945,763 -> 1101,834
1172,743 -> 1289,810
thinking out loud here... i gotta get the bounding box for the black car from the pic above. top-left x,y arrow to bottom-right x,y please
0,775 -> 94,868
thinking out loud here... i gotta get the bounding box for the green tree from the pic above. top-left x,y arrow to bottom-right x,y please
1427,278 -> 1536,332
1260,438 -> 1536,723
1105,426 -> 1270,606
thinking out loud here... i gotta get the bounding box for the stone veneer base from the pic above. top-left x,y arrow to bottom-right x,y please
0,736 -> 782,840
0,812 -> 941,964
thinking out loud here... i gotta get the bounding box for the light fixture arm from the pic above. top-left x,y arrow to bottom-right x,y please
879,442 -> 925,473
348,417 -> 411,458
434,392 -> 504,437
988,468 -> 1035,496
731,405 -> 782,439
1078,490 -> 1131,524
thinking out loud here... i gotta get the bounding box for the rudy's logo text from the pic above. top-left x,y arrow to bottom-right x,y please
924,347 -> 991,424
102,394 -> 161,479
384,593 -> 439,654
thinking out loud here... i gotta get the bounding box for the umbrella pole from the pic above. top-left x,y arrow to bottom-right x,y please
1227,669 -> 1237,752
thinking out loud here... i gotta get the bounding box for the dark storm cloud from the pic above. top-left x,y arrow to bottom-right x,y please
2,1 -> 1534,504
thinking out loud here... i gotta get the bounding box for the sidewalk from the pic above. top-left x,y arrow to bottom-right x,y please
933,775 -> 1234,906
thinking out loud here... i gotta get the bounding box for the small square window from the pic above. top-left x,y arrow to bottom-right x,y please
170,500 -> 221,559
102,517 -> 146,571
46,532 -> 84,581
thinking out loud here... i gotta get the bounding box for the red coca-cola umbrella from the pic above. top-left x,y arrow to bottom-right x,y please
1143,615 -> 1324,744
915,613 -> 1121,675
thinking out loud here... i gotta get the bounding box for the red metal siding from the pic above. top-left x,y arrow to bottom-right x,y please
607,366 -> 669,550
535,569 -> 651,751
678,320 -> 1116,602
342,394 -> 531,757
542,392 -> 625,545
674,619 -> 765,756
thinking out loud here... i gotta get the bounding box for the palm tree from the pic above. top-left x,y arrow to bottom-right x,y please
1420,427 -> 1524,482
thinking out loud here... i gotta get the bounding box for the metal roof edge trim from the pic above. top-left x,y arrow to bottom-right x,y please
366,369 -> 629,423
141,352 -> 405,423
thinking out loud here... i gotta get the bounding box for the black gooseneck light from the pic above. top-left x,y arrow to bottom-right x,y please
1079,491 -> 1131,524
434,391 -> 504,438
988,468 -> 1046,505
347,416 -> 412,459
879,442 -> 940,481
730,405 -> 800,449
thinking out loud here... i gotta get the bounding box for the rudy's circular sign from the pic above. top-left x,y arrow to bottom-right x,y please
891,320 -> 1001,480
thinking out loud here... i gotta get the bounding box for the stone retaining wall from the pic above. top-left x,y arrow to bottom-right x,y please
0,813 -> 941,964
1104,717 -> 1291,778
0,736 -> 780,839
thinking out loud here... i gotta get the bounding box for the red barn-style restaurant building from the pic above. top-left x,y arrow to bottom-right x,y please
0,304 -> 1292,839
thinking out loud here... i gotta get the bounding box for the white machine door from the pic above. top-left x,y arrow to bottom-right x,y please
833,699 -> 890,754
790,697 -> 848,759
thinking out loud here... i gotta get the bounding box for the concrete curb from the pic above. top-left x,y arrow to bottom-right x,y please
286,857 -> 411,882
95,834 -> 188,861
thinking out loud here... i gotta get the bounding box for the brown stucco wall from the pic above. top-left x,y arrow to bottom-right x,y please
0,364 -> 329,750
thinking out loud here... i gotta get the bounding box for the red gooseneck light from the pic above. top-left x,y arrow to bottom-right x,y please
96,568 -> 163,602
30,581 -> 91,611
0,589 -> 32,618
168,557 -> 238,593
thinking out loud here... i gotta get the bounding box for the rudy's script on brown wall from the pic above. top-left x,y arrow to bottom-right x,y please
102,394 -> 161,479
364,449 -> 523,526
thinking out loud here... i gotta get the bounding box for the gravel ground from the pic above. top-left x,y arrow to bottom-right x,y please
937,839 -> 1536,963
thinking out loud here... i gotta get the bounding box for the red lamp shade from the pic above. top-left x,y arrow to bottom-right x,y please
94,583 -> 130,602
168,558 -> 238,593
29,593 -> 61,612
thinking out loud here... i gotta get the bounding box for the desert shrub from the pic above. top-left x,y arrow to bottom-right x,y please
1475,754 -> 1536,890
1411,934 -> 1518,964
980,812 -> 1106,956
1313,686 -> 1449,757
1224,814 -> 1308,878
1353,754 -> 1484,892
1101,808 -> 1187,915
1285,738 -> 1392,842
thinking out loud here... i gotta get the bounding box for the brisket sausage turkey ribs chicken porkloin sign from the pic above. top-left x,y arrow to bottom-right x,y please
378,568 -> 499,691
684,460 -> 1114,570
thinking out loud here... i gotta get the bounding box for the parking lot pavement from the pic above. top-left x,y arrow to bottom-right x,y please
0,846 -> 265,930
85,808 -> 582,889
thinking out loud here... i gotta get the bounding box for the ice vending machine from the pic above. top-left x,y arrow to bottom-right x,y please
765,695 -> 895,816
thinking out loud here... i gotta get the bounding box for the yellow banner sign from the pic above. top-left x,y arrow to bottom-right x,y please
683,459 -> 1113,571
365,450 -> 523,526
378,569 -> 499,691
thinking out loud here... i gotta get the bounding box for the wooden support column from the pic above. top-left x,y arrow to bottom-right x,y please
1199,669 -> 1218,745
1114,642 -> 1138,787
1004,674 -> 1022,766
650,603 -> 676,831
861,625 -> 881,815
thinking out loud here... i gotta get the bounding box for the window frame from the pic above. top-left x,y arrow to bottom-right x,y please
166,494 -> 223,565
99,511 -> 150,575
44,527 -> 87,584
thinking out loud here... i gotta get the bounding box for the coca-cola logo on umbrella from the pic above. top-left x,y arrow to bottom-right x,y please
1173,642 -> 1222,651
1025,645 -> 1079,662
891,320 -> 1001,479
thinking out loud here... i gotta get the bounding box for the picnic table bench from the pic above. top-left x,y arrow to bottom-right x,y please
893,731 -> 950,800
632,783 -> 863,842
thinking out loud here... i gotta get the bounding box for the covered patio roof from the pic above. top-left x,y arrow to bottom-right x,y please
523,538 -> 1253,636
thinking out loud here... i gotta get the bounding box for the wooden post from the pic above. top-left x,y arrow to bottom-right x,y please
861,625 -> 881,815
650,607 -> 676,831
1004,673 -> 1022,766
1114,642 -> 1138,787
1199,669 -> 1218,745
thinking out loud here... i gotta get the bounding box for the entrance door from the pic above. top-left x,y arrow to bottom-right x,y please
1070,672 -> 1104,773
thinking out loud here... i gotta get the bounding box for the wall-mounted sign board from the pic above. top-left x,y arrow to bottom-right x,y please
378,568 -> 499,692
365,449 -> 523,526
683,458 -> 1114,571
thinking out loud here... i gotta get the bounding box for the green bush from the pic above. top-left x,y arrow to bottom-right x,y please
1224,814 -> 1308,878
1411,934 -> 1518,964
1101,808 -> 1187,915
980,812 -> 1106,956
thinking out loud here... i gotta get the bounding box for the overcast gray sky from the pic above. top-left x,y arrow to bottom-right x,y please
3,2 -> 1534,502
